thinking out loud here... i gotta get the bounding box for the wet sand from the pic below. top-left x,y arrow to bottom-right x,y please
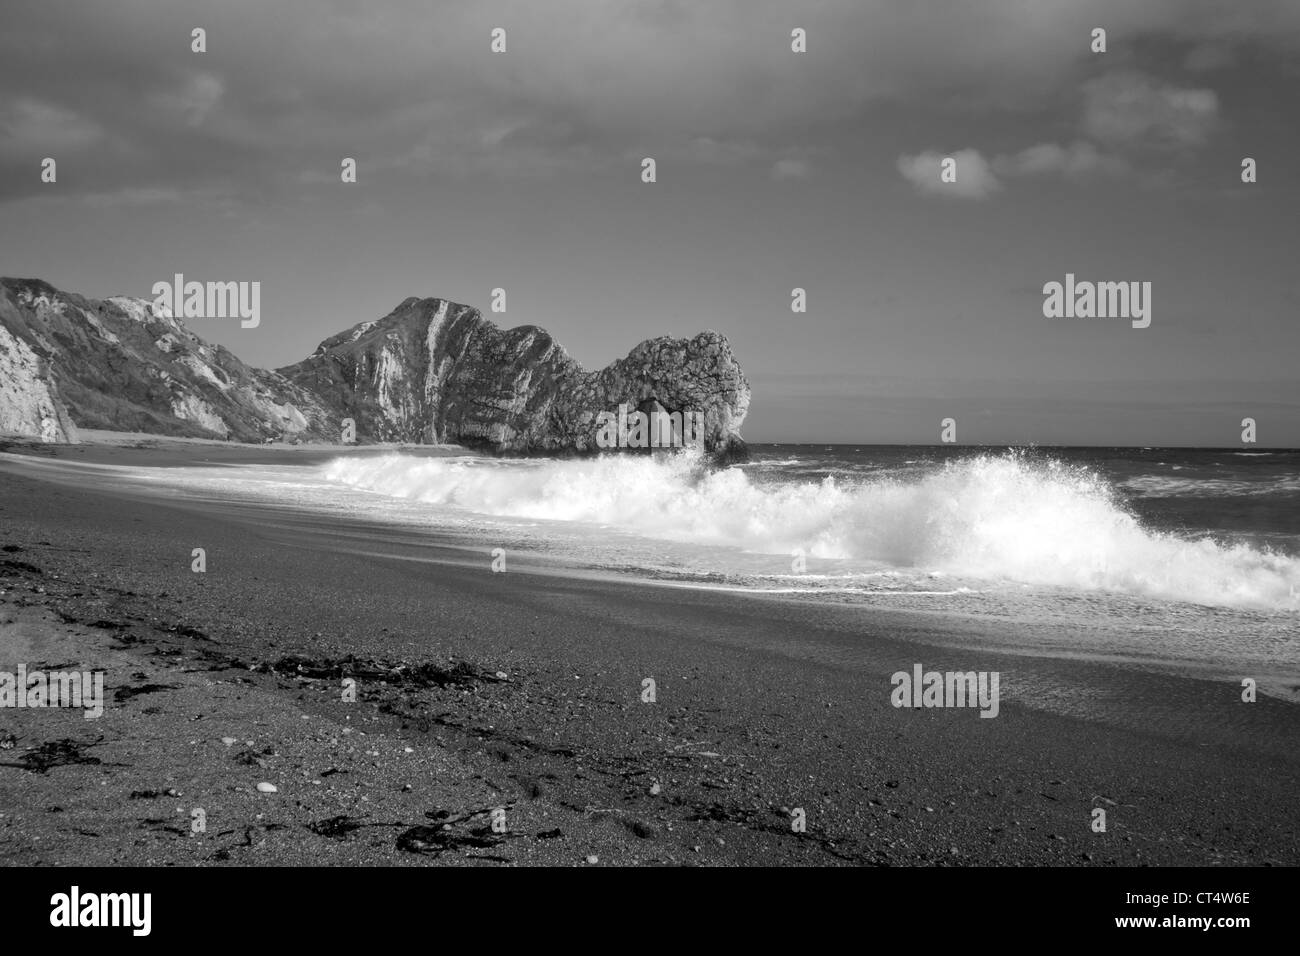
1,437 -> 1297,866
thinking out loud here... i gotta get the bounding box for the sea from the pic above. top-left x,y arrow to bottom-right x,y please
101,444 -> 1300,697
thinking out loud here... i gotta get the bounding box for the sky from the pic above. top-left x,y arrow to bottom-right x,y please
1,0 -> 1298,445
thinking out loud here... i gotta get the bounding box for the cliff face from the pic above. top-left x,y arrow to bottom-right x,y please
0,278 -> 338,443
0,322 -> 80,443
0,278 -> 750,458
278,297 -> 750,457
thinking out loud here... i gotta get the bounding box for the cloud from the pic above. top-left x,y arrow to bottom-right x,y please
897,149 -> 1000,199
626,137 -> 813,175
1082,71 -> 1219,148
149,72 -> 224,128
903,139 -> 1126,200
0,0 -> 1292,202
993,140 -> 1127,178
679,137 -> 763,165
387,118 -> 611,178
0,98 -> 102,155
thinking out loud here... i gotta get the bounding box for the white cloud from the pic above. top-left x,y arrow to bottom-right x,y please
993,140 -> 1127,178
1082,71 -> 1219,148
897,149 -> 1000,200
150,72 -> 225,128
902,139 -> 1126,200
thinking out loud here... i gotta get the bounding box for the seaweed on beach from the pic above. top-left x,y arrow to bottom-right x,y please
139,817 -> 189,837
54,609 -> 128,631
405,660 -> 494,688
0,737 -> 106,774
265,655 -> 394,680
377,700 -> 579,762
167,624 -> 213,641
191,647 -> 252,670
395,823 -> 505,856
129,788 -> 173,800
395,806 -> 517,857
267,654 -> 498,689
113,682 -> 179,702
305,815 -> 404,841
307,815 -> 367,840
232,746 -> 275,767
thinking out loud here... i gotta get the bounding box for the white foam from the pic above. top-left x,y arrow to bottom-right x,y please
321,451 -> 1300,611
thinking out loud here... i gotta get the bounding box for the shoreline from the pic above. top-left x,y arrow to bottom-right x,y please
1,441 -> 1297,865
0,429 -> 472,468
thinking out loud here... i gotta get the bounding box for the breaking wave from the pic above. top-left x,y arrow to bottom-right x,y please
321,451 -> 1300,610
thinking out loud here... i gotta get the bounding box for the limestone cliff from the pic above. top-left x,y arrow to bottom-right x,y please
0,278 -> 750,458
278,296 -> 750,458
0,323 -> 80,443
0,278 -> 338,443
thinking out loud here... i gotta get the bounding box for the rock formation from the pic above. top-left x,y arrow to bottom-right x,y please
0,323 -> 80,443
0,278 -> 336,443
0,278 -> 750,458
278,296 -> 750,459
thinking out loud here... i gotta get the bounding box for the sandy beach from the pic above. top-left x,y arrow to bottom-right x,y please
1,436 -> 1297,866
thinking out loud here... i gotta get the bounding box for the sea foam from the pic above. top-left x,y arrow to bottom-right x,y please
321,451 -> 1300,610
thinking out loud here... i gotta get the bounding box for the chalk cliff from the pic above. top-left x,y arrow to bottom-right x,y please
0,278 -> 335,443
0,322 -> 80,443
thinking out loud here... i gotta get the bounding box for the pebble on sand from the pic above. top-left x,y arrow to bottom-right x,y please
221,737 -> 237,746
256,782 -> 278,793
585,855 -> 599,865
